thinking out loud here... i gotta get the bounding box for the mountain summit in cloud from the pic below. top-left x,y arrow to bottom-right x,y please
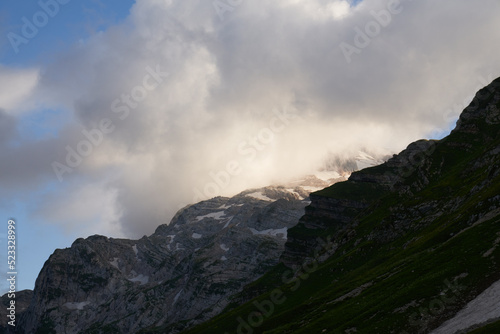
185,77 -> 500,334
5,76 -> 500,333
1,0 -> 500,295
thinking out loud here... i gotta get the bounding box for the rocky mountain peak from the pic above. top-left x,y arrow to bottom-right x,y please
185,77 -> 500,334
9,77 -> 500,334
453,77 -> 500,133
13,173 -> 350,333
282,77 -> 500,266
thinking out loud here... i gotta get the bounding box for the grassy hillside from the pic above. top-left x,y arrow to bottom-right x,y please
176,79 -> 500,334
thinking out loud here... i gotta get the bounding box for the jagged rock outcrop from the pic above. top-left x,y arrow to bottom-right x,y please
185,77 -> 500,334
15,177 -> 343,334
282,77 -> 500,267
11,75 -> 498,334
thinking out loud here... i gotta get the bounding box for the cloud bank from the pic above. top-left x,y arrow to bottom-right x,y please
1,0 -> 500,238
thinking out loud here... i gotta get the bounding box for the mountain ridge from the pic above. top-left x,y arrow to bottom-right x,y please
3,77 -> 499,333
4,175 -> 352,333
183,77 -> 500,334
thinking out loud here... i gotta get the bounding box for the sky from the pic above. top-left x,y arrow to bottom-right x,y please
0,0 -> 500,293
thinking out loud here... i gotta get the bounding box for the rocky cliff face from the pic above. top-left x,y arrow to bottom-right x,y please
11,76 -> 498,334
15,176 -> 347,334
184,78 -> 500,334
282,77 -> 500,268
0,289 -> 32,332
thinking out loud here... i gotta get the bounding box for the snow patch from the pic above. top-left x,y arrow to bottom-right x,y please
221,256 -> 228,261
128,274 -> 149,285
173,290 -> 182,306
192,233 -> 202,239
483,234 -> 500,257
430,278 -> 500,334
109,257 -> 119,269
315,171 -> 341,181
166,235 -> 176,251
222,217 -> 234,229
301,186 -> 325,193
196,211 -> 226,221
249,227 -> 288,240
218,204 -> 232,209
64,301 -> 90,310
355,152 -> 381,170
246,192 -> 274,201
220,244 -> 230,252
132,245 -> 138,256
330,282 -> 373,303
286,188 -> 306,199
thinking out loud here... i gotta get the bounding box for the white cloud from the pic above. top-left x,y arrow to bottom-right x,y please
35,182 -> 123,237
0,66 -> 39,114
2,0 -> 500,238
281,0 -> 352,20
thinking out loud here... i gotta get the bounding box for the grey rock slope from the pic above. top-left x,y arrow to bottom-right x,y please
17,176 -> 347,334
283,77 -> 500,269
0,289 -> 32,332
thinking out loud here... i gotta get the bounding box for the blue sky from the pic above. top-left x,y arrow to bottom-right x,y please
0,0 -> 135,293
1,0 -> 500,295
1,0 -> 134,66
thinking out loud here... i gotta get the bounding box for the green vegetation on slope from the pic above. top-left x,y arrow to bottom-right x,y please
177,81 -> 500,334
